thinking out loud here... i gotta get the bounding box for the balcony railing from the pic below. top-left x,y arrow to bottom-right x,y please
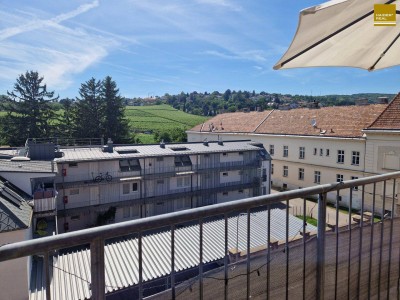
55,160 -> 261,187
1,171 -> 400,300
33,197 -> 56,213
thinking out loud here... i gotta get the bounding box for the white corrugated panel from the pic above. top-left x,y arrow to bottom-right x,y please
30,209 -> 316,300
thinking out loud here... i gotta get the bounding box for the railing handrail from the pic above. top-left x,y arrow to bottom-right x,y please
1,171 -> 400,263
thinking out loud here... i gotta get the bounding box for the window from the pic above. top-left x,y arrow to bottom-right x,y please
271,164 -> 274,175
70,189 -> 79,195
262,187 -> 267,195
351,176 -> 359,191
238,189 -> 244,193
320,149 -> 323,156
269,145 -> 274,156
156,157 -> 164,162
175,155 -> 192,167
238,152 -> 243,155
336,174 -> 344,182
176,199 -> 191,210
337,150 -> 345,164
122,183 -> 130,194
298,168 -> 304,180
68,162 -> 78,168
157,180 -> 164,184
177,176 -> 190,187
352,151 -> 360,166
222,172 -> 228,176
262,168 -> 267,182
119,159 -> 141,172
222,152 -> 228,156
299,147 -> 305,159
283,146 -> 288,157
123,206 -> 140,218
170,147 -> 189,151
123,207 -> 130,218
223,192 -> 228,196
314,148 -> 317,155
283,166 -> 288,177
314,171 -> 321,184
71,215 -> 80,221
326,149 -> 330,156
132,182 -> 138,192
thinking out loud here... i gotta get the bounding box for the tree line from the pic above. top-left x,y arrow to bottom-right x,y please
0,71 -> 129,146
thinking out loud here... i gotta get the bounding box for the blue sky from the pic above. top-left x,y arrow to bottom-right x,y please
0,0 -> 399,98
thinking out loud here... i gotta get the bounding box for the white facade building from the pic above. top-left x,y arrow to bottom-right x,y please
187,94 -> 400,214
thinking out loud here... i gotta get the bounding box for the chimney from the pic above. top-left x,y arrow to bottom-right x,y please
203,139 -> 209,146
355,98 -> 369,106
376,97 -> 389,104
160,140 -> 165,149
107,138 -> 114,153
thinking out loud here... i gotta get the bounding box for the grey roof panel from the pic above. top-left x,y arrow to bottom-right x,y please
0,160 -> 55,173
0,178 -> 32,232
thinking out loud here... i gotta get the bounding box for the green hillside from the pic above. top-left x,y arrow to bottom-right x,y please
125,104 -> 209,143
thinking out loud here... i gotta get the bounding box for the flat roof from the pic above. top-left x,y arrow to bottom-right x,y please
55,140 -> 269,163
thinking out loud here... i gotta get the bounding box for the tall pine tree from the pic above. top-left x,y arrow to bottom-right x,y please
101,76 -> 129,143
74,78 -> 103,139
0,71 -> 58,146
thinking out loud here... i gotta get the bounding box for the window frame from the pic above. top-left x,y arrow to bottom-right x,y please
314,171 -> 321,184
298,168 -> 304,180
337,150 -> 345,164
351,151 -> 360,166
283,165 -> 288,177
299,147 -> 305,159
283,146 -> 289,157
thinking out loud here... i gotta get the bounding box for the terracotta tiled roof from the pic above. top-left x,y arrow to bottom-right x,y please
189,104 -> 387,138
190,111 -> 271,133
367,93 -> 400,130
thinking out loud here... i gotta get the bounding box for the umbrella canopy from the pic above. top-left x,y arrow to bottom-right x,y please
273,0 -> 400,71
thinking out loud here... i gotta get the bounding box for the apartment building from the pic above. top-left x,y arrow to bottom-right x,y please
187,94 -> 400,213
0,140 -> 271,233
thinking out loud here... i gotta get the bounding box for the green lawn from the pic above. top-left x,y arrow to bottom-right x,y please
295,215 -> 318,227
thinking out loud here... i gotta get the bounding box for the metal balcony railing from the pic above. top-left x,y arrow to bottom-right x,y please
1,171 -> 400,300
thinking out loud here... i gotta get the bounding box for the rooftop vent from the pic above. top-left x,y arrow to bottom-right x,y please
102,138 -> 114,153
160,140 -> 165,149
203,139 -> 209,146
218,139 -> 224,146
355,98 -> 369,106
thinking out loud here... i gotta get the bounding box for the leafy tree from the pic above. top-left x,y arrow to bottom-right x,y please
0,71 -> 58,146
73,78 -> 103,139
102,76 -> 130,143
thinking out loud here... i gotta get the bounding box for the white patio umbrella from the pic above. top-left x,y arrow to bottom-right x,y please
273,0 -> 400,71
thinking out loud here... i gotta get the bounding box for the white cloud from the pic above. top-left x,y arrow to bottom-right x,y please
200,50 -> 267,63
195,0 -> 242,11
0,1 -> 120,91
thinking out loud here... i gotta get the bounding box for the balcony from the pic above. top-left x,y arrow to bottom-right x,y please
1,171 -> 400,300
33,189 -> 57,214
55,160 -> 261,188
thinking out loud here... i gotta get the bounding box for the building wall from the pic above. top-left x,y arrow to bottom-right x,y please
0,228 -> 31,300
55,147 -> 269,232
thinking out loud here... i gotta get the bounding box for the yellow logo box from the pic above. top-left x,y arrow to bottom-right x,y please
374,4 -> 396,26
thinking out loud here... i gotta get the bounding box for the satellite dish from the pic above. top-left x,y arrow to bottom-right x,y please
311,119 -> 317,127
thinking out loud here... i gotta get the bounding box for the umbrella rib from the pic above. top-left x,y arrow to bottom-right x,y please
369,31 -> 400,71
279,0 -> 397,68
